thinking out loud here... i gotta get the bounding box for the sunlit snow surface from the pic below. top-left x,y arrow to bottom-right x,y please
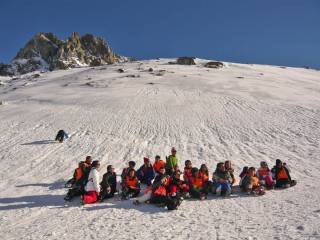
0,59 -> 320,240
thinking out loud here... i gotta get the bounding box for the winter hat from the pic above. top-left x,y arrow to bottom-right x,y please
144,157 -> 150,163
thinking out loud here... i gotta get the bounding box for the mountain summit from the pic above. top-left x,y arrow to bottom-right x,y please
0,32 -> 124,75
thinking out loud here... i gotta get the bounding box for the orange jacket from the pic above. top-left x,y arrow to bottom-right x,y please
199,172 -> 209,182
74,167 -> 83,181
125,176 -> 139,189
153,160 -> 166,173
257,167 -> 270,178
250,176 -> 260,187
190,175 -> 204,189
277,168 -> 289,180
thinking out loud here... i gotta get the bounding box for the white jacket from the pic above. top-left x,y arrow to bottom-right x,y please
85,168 -> 100,193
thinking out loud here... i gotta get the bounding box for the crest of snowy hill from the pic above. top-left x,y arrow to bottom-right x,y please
0,32 -> 127,76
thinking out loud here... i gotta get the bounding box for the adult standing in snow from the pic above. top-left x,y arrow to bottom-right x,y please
82,160 -> 101,204
166,147 -> 179,176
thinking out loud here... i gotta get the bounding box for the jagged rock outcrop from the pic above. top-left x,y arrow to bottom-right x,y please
0,32 -> 125,75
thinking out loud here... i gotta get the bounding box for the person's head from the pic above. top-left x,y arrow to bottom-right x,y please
107,165 -> 114,173
276,159 -> 282,167
128,161 -> 136,169
200,164 -> 208,173
191,167 -> 199,177
216,162 -> 225,172
155,155 -> 161,161
128,168 -> 136,178
144,157 -> 151,166
85,156 -> 92,165
173,170 -> 181,180
260,161 -> 268,168
78,161 -> 84,167
159,166 -> 166,175
241,166 -> 249,174
225,161 -> 231,169
185,160 -> 192,168
92,160 -> 100,170
248,167 -> 256,177
171,147 -> 177,156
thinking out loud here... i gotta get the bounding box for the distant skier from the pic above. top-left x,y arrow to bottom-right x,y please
55,129 -> 69,143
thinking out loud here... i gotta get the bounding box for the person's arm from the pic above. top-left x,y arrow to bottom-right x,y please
92,170 -> 100,193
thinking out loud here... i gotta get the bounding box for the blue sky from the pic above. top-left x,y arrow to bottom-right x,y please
0,0 -> 319,68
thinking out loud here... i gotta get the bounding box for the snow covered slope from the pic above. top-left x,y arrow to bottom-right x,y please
0,59 -> 320,239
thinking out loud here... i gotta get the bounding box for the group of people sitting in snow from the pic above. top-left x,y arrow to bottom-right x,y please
64,147 -> 296,210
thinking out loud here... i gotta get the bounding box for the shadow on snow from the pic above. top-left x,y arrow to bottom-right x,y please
21,140 -> 58,145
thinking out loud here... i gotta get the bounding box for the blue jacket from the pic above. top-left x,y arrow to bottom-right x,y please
137,165 -> 155,186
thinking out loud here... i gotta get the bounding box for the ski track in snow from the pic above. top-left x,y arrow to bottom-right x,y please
0,59 -> 320,239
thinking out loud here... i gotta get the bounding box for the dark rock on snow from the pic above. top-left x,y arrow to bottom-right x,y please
204,61 -> 224,68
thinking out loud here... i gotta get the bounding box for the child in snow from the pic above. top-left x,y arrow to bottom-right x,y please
55,129 -> 69,143
82,160 -> 101,204
137,157 -> 155,186
99,165 -> 117,201
122,169 -> 140,200
212,162 -> 232,196
166,147 -> 179,176
149,167 -> 170,205
65,161 -> 86,188
239,166 -> 249,187
225,161 -> 236,185
153,155 -> 166,174
134,167 -> 167,205
168,170 -> 189,198
183,160 -> 193,183
188,167 -> 208,200
199,164 -> 212,193
121,161 -> 136,187
240,167 -> 265,195
257,161 -> 274,189
271,159 -> 296,188
64,157 -> 92,201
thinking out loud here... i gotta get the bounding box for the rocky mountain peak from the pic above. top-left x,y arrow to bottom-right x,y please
0,32 -> 125,76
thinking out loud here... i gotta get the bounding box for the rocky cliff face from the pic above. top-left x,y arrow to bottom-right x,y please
0,32 -> 124,76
